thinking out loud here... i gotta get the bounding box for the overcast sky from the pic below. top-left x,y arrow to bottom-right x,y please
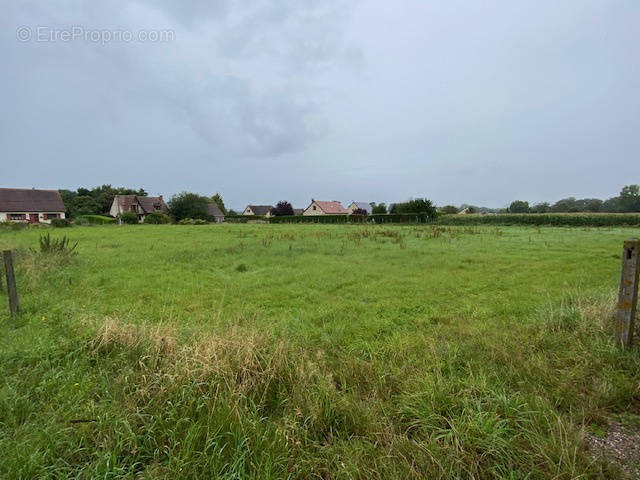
2,1 -> 638,209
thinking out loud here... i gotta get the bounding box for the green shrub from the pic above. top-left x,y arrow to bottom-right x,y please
75,215 -> 116,225
225,215 -> 263,223
119,211 -> 139,224
9,221 -> 28,230
50,218 -> 72,228
178,218 -> 208,225
39,232 -> 77,255
144,213 -> 171,224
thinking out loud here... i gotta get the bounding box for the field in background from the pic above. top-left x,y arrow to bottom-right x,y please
1,224 -> 640,478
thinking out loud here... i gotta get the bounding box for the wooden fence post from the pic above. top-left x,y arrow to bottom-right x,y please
2,250 -> 19,317
614,239 -> 640,347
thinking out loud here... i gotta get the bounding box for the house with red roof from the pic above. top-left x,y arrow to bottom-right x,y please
302,199 -> 348,216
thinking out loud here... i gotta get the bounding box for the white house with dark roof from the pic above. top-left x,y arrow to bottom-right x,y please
0,188 -> 66,223
242,205 -> 274,217
109,195 -> 168,223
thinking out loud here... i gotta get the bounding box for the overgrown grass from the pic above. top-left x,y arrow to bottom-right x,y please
1,224 -> 639,478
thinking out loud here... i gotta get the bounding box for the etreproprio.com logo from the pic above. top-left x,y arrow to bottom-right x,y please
16,25 -> 175,45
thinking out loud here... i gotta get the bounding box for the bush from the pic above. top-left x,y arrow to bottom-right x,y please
168,192 -> 210,220
119,211 -> 139,224
0,221 -> 28,230
508,200 -> 530,213
440,205 -> 459,214
225,215 -> 264,223
389,198 -> 438,220
272,201 -> 294,216
75,215 -> 116,225
144,213 -> 171,224
39,232 -> 77,255
51,218 -> 72,228
178,218 -> 208,225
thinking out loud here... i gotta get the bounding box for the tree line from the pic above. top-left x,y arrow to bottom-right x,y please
59,186 -> 229,221
506,185 -> 640,214
59,183 -> 639,221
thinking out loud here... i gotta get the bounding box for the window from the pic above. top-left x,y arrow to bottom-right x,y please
312,205 -> 316,210
9,214 -> 26,221
44,213 -> 60,220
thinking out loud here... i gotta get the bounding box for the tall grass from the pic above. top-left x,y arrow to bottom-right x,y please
1,225 -> 639,478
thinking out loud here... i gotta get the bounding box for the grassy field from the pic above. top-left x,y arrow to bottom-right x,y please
1,224 -> 640,479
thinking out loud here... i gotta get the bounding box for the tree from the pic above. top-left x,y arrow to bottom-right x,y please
93,184 -> 147,214
603,196 -> 621,212
440,205 -> 458,214
371,203 -> 387,214
272,200 -> 294,216
389,198 -> 438,220
552,197 -> 578,213
508,200 -> 530,213
211,193 -> 227,215
619,185 -> 640,212
59,185 -> 147,217
531,202 -> 551,213
73,196 -> 101,216
583,198 -> 603,212
168,192 -> 210,220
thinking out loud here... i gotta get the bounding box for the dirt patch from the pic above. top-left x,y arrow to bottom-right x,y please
587,421 -> 640,479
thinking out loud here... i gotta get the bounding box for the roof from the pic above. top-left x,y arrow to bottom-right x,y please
114,195 -> 167,214
350,202 -> 372,214
245,205 -> 273,216
0,188 -> 65,213
137,196 -> 167,214
207,203 -> 225,217
312,200 -> 348,214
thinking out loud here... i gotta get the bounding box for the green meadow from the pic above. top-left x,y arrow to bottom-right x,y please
1,224 -> 640,479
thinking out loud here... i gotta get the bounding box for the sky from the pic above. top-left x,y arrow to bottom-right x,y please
1,0 -> 638,210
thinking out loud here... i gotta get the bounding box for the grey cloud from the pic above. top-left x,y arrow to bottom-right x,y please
0,0 -> 638,209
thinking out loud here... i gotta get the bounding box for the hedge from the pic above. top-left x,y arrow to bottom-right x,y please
266,213 -> 640,226
75,215 -> 117,225
225,215 -> 267,223
434,213 -> 640,227
268,214 -> 436,224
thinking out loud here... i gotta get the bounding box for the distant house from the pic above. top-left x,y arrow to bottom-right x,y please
109,195 -> 168,223
0,188 -> 66,224
292,208 -> 304,216
303,199 -> 348,216
207,203 -> 225,223
242,205 -> 274,217
346,202 -> 372,214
